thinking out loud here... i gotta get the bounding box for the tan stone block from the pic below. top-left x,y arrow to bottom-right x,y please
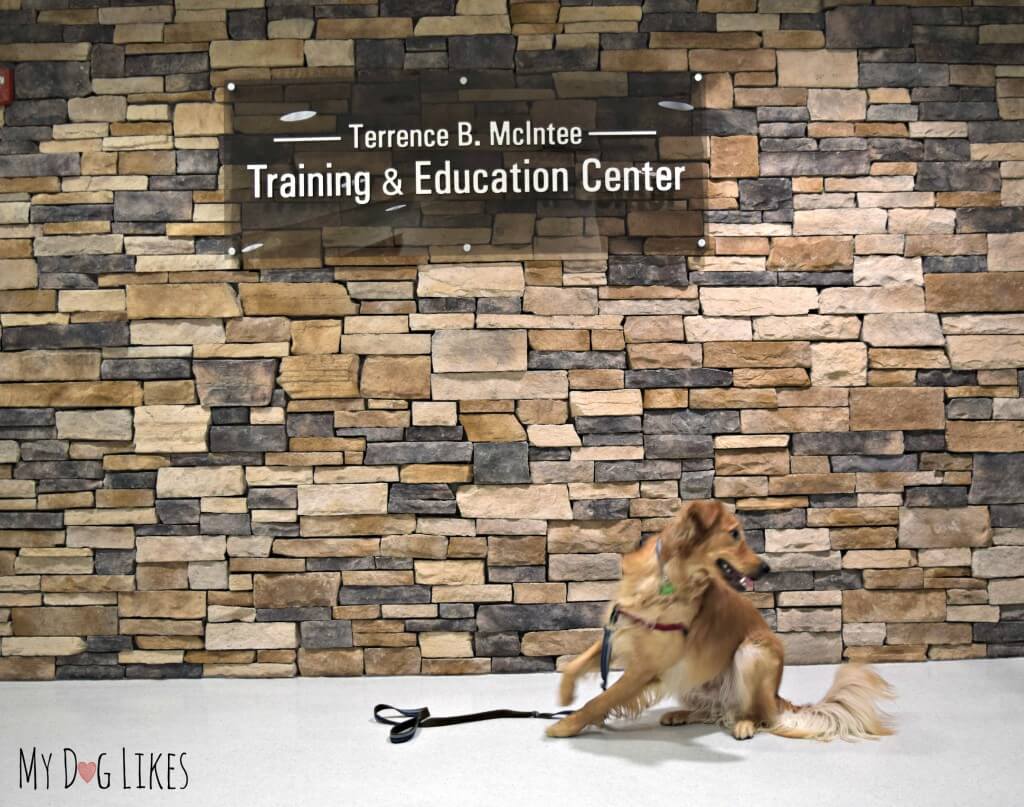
418,632 -> 473,658
239,283 -> 356,316
278,354 -> 359,399
297,648 -> 363,676
794,208 -> 887,235
527,424 -> 581,447
741,403 -> 848,433
710,135 -> 759,178
809,342 -> 866,386
701,287 -> 817,316
567,389 -> 641,417
849,387 -> 944,431
418,263 -> 524,297
304,39 -> 355,67
127,284 -> 240,319
210,39 -> 304,68
206,622 -> 298,650
360,356 -> 431,400
704,341 -> 810,369
136,536 -> 225,563
990,579 -> 1024,605
253,573 -> 339,608
807,89 -> 866,121
119,591 -> 205,619
988,233 -> 1024,272
767,236 -> 853,270
948,335 -> 1024,370
432,372 -> 567,401
0,382 -> 142,409
843,590 -> 945,623
432,330 -> 527,373
2,637 -> 87,656
853,255 -> 923,286
547,520 -> 640,554
133,405 -> 209,453
820,286 -> 924,314
778,49 -> 858,88
297,484 -> 388,516
780,632 -> 842,664
456,485 -> 571,519
926,273 -> 1024,313
289,320 -> 340,355
156,466 -> 244,498
488,535 -> 546,566
364,646 -> 420,675
901,510 -> 987,553
947,421 -> 1024,453
172,103 -> 227,136
521,628 -> 602,657
458,414 -> 524,443
974,546 -> 1024,579
716,447 -> 790,476
12,606 -> 117,636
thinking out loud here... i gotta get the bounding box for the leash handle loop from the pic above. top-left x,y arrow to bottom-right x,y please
373,704 -> 574,744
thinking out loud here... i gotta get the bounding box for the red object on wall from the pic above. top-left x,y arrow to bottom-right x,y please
0,68 -> 12,106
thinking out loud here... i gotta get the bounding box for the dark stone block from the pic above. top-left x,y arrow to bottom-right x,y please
644,434 -> 714,459
406,427 -> 464,442
4,99 -> 67,126
492,657 -> 555,673
20,441 -> 67,461
256,608 -> 330,622
904,487 -> 969,508
573,499 -> 629,520
419,298 -> 475,313
515,49 -> 598,74
690,271 -> 777,286
300,620 -> 353,648
917,370 -> 976,387
947,399 -> 992,420
831,455 -> 916,473
476,603 -> 605,632
57,665 -> 126,680
739,178 -> 792,211
626,369 -> 732,389
970,454 -> 1024,505
356,39 -> 404,70
209,426 -> 287,453
922,256 -> 986,274
975,622 -> 1024,643
639,12 -> 715,32
405,619 -> 476,632
814,570 -> 862,590
903,432 -> 946,452
0,409 -> 55,427
679,470 -> 715,499
529,351 -> 626,370
211,407 -> 248,425
608,255 -> 687,286
474,442 -> 530,484
778,272 -> 852,287
86,636 -> 132,653
14,61 -> 90,99
126,664 -> 203,680
201,513 -> 251,535
125,52 -> 208,76
476,297 -> 521,315
95,550 -> 134,575
759,151 -> 870,177
859,63 -> 948,88
449,35 -> 515,69
739,509 -> 806,530
957,207 -> 1024,234
594,460 -> 681,482
306,557 -> 374,571
575,416 -> 641,434
114,191 -> 192,222
439,603 -> 474,619
475,632 -> 520,657
338,585 -> 431,605
917,43 -> 1024,65
228,8 -> 265,38
754,572 -> 814,592
15,461 -> 102,480
32,204 -> 114,224
248,488 -> 297,509
792,431 -> 902,456
156,499 -> 200,525
193,360 -> 276,407
380,0 -> 453,13
365,442 -> 473,465
100,358 -> 191,380
107,472 -> 157,490
489,566 -> 546,583
826,6 -> 911,48
919,102 -> 998,121
644,409 -> 740,435
388,483 -> 457,515
695,109 -> 758,134
0,152 -> 79,179
287,413 -> 333,437
3,322 -> 128,350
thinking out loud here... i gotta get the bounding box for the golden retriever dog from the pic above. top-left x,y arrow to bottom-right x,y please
548,500 -> 894,741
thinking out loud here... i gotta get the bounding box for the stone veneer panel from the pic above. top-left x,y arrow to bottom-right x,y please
1,0 -> 1024,681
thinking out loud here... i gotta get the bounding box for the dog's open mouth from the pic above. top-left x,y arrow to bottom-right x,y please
717,559 -> 755,592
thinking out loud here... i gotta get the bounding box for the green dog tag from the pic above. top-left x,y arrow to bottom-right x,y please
659,580 -> 676,596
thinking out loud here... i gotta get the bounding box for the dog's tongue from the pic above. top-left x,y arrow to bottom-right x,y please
742,576 -> 754,591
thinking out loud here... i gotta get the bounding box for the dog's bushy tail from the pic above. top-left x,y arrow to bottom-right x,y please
769,664 -> 895,742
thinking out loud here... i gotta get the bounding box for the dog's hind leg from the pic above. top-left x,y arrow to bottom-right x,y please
558,637 -> 603,706
659,708 -> 713,727
548,665 -> 658,738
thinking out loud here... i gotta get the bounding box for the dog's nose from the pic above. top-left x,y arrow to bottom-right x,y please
758,561 -> 771,577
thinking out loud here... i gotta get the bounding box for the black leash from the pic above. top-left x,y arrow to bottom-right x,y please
374,704 -> 575,744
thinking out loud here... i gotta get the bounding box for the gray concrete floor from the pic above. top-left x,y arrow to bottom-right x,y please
1,658 -> 1021,806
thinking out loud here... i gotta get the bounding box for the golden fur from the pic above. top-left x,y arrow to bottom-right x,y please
548,501 -> 894,741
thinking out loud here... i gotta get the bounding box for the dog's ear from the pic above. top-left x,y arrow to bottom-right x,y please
687,500 -> 723,534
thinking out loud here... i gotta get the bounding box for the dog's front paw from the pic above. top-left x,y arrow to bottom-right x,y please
732,720 -> 756,740
546,715 -> 585,738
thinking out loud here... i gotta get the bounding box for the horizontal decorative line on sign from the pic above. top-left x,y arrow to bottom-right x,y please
271,135 -> 344,143
587,130 -> 658,137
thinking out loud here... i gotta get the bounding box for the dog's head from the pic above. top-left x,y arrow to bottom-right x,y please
659,501 -> 770,593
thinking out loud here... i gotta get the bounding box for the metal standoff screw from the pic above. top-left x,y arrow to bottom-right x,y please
697,238 -> 707,248
463,243 -> 472,252
227,82 -> 236,91
694,73 -> 703,82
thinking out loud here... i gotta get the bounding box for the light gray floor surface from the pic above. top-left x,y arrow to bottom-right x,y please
1,657 -> 1021,807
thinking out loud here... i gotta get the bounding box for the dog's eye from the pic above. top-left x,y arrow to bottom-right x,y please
730,529 -> 740,540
